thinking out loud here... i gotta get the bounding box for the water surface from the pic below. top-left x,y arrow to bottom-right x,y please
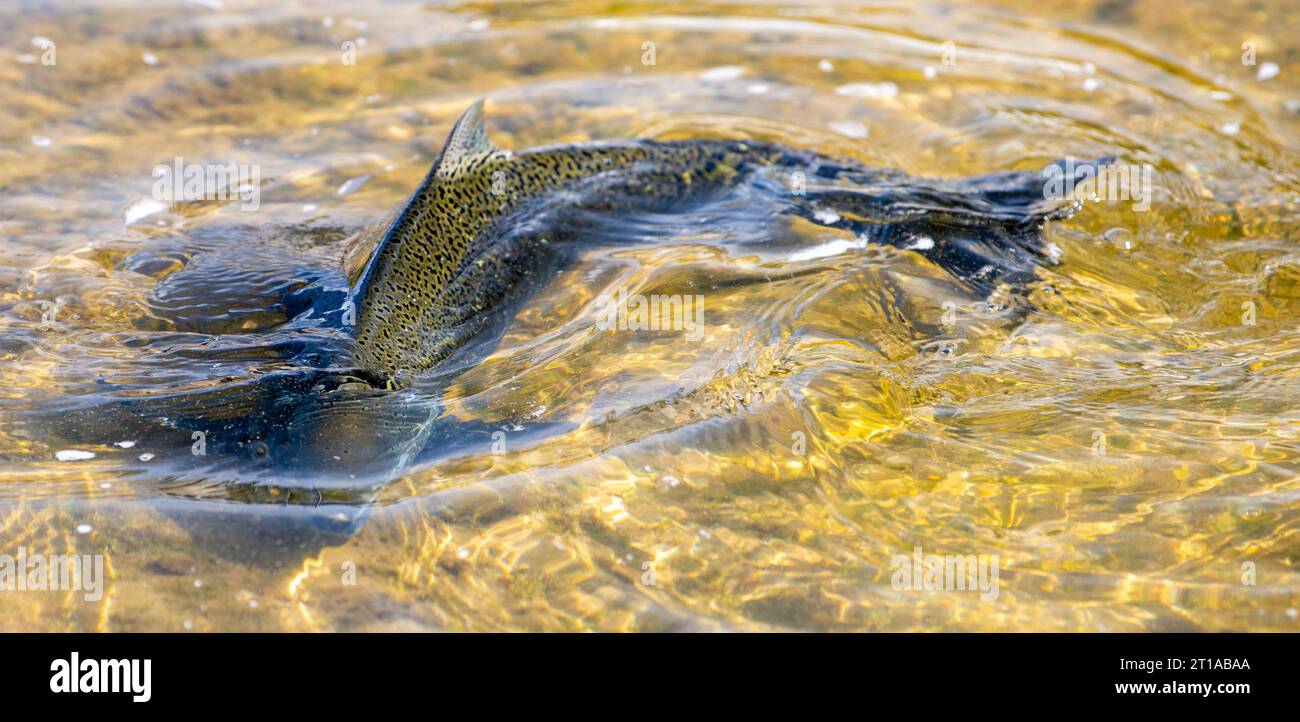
1,0 -> 1297,631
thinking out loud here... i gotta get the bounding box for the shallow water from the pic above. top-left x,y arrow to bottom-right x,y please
1,0 -> 1297,631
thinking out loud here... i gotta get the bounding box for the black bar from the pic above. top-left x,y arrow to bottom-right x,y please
0,632 -> 1285,710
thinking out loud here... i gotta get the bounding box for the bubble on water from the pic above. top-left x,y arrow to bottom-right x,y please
115,440 -> 136,449
142,52 -> 159,65
337,175 -> 371,196
1082,77 -> 1101,93
193,579 -> 203,588
457,547 -> 470,559
75,523 -> 92,535
818,59 -> 834,73
1218,121 -> 1240,136
828,120 -> 868,138
468,19 -> 490,31
322,16 -> 334,28
55,450 -> 95,462
1209,90 -> 1233,101
746,83 -> 771,94
1257,62 -> 1280,81
1104,227 -> 1135,250
836,82 -> 898,99
904,235 -> 935,251
301,203 -> 318,213
183,620 -> 193,630
138,453 -> 155,462
923,66 -> 938,80
699,65 -> 745,82
31,135 -> 53,148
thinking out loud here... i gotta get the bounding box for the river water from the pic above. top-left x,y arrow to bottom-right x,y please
0,0 -> 1297,630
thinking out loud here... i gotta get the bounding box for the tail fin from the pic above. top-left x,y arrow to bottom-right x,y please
792,158 -> 1110,294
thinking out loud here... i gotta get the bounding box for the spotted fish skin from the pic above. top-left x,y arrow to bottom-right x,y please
349,98 -> 1087,379
349,99 -> 799,377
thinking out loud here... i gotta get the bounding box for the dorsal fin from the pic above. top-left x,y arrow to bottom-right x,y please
344,98 -> 498,290
434,97 -> 498,177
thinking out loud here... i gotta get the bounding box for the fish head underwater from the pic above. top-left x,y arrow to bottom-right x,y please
16,96 -> 1105,554
30,366 -> 435,486
170,369 -> 437,488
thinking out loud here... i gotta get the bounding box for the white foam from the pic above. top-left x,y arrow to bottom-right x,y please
904,235 -> 935,251
836,82 -> 898,100
699,65 -> 745,82
125,197 -> 168,225
828,121 -> 868,138
812,207 -> 841,224
337,175 -> 371,196
788,237 -> 868,262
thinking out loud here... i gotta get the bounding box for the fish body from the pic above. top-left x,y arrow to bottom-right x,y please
348,98 -> 1080,379
349,101 -> 787,377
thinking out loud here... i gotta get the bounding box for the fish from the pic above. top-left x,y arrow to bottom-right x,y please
15,97 -> 1098,553
346,98 -> 1084,379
